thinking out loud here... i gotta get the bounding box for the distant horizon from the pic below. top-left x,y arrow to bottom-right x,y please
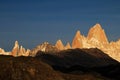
1,23 -> 120,51
0,0 -> 120,51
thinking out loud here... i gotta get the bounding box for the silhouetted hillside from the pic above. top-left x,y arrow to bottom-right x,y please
36,48 -> 118,67
0,55 -> 112,80
0,55 -> 63,80
36,48 -> 120,80
0,48 -> 119,80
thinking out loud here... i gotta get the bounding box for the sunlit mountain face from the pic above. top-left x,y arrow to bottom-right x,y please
0,23 -> 120,62
0,46 -> 120,80
0,23 -> 120,80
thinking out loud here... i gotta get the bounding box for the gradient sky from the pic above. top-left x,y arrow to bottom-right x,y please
0,0 -> 120,51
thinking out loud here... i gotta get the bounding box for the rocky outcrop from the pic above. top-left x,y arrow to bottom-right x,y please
0,23 -> 120,62
11,41 -> 30,56
65,42 -> 71,49
71,24 -> 120,61
87,24 -> 108,44
30,42 -> 59,56
11,41 -> 19,56
0,48 -> 5,55
55,40 -> 65,50
0,48 -> 10,55
0,41 -> 30,56
72,31 -> 83,48
55,23 -> 120,62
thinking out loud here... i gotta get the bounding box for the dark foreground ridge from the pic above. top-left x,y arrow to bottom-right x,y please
0,48 -> 120,80
0,56 -> 63,80
36,48 -> 120,80
36,48 -> 118,67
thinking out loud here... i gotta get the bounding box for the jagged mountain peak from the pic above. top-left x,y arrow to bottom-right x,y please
72,30 -> 83,48
13,40 -> 19,49
75,30 -> 81,37
65,42 -> 71,49
11,41 -> 30,56
92,23 -> 102,29
15,40 -> 18,44
56,39 -> 63,44
1,23 -> 120,62
87,23 -> 108,44
55,39 -> 64,50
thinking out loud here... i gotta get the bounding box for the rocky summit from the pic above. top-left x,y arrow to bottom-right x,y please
0,41 -> 30,57
72,30 -> 83,48
0,23 -> 120,80
56,24 -> 120,62
0,23 -> 120,62
11,41 -> 30,56
55,39 -> 65,50
87,23 -> 108,44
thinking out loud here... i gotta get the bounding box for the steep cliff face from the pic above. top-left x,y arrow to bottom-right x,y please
11,41 -> 19,56
87,24 -> 108,44
71,24 -> 120,61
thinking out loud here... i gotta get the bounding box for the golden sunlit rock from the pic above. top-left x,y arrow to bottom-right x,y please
72,30 -> 83,48
11,41 -> 19,56
0,23 -> 120,62
55,39 -> 64,50
56,23 -> 120,62
87,23 -> 108,44
11,41 -> 30,56
65,42 -> 71,49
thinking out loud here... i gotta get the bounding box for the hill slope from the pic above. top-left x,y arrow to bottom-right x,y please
0,55 -> 113,80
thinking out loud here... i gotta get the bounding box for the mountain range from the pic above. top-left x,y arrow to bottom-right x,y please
0,23 -> 120,80
0,48 -> 120,80
0,23 -> 120,62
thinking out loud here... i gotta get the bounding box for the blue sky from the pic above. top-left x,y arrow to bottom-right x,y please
0,0 -> 120,51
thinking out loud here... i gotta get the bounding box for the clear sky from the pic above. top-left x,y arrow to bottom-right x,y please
0,0 -> 120,51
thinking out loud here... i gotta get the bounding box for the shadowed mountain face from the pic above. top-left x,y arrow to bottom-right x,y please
0,55 -> 113,80
35,48 -> 120,80
36,48 -> 118,67
0,43 -> 120,80
0,56 -> 64,80
1,23 -> 120,62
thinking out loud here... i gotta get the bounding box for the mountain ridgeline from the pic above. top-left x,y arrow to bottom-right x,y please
0,48 -> 120,80
30,23 -> 120,62
1,23 -> 120,62
0,23 -> 120,80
